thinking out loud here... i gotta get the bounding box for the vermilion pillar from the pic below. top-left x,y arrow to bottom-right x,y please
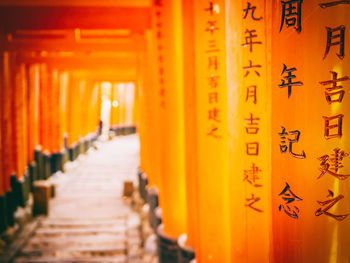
138,53 -> 151,183
271,2 -> 350,262
110,83 -> 120,130
153,0 -> 187,238
0,52 -> 5,232
59,71 -> 69,147
2,52 -> 14,193
188,0 -> 231,262
138,30 -> 162,190
28,64 -> 40,163
39,64 -> 50,153
49,68 -> 59,153
226,1 -> 272,262
181,0 -> 199,252
13,63 -> 28,181
90,82 -> 100,134
67,77 -> 81,148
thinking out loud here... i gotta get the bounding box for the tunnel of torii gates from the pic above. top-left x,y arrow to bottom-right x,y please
0,0 -> 349,263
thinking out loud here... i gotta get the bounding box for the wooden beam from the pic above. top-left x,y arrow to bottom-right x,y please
71,69 -> 136,82
0,6 -> 151,31
1,31 -> 146,52
0,0 -> 151,7
16,54 -> 138,70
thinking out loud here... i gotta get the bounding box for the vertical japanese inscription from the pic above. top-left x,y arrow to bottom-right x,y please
204,1 -> 222,139
276,0 -> 304,219
241,1 -> 264,213
154,0 -> 166,108
315,4 -> 349,221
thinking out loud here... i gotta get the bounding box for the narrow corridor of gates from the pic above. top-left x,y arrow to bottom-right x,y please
10,135 -> 150,263
1,1 -> 350,263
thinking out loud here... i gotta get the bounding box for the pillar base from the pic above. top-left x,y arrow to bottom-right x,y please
10,174 -> 21,208
68,143 -> 80,161
156,224 -> 180,263
83,139 -> 89,154
178,234 -> 195,263
138,171 -> 148,202
114,127 -> 121,136
11,172 -> 31,209
50,151 -> 65,174
34,148 -> 44,180
131,125 -> 137,134
75,142 -> 81,158
58,150 -> 66,172
50,153 -> 59,174
64,135 -> 68,150
154,207 -> 162,230
0,194 -> 7,233
68,146 -> 74,161
29,161 -> 38,192
62,149 -> 69,168
21,172 -> 30,206
5,191 -> 15,227
147,186 -> 160,231
43,153 -> 51,179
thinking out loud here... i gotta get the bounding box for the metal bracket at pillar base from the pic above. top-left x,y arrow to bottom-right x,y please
178,234 -> 195,263
156,224 -> 180,263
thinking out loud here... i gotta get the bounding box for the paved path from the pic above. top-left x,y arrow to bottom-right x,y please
13,135 -> 144,263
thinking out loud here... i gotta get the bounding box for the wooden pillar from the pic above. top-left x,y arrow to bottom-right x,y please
126,83 -> 135,128
226,1 -> 272,262
271,2 -> 350,262
180,0 -> 231,262
67,77 -> 79,148
2,52 -> 15,192
90,82 -> 100,134
0,52 -> 5,232
118,83 -> 126,128
50,68 -> 62,153
39,64 -> 50,153
110,83 -> 120,130
13,63 -> 28,181
181,0 -> 199,252
153,0 -> 187,238
79,80 -> 90,139
132,81 -> 139,128
59,71 -> 69,148
138,52 -> 151,181
28,64 -> 40,163
2,52 -> 16,226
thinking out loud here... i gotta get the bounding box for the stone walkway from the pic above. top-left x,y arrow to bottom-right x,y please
12,135 -> 149,263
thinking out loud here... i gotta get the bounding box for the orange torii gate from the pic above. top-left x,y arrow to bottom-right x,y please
0,14 -> 146,233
